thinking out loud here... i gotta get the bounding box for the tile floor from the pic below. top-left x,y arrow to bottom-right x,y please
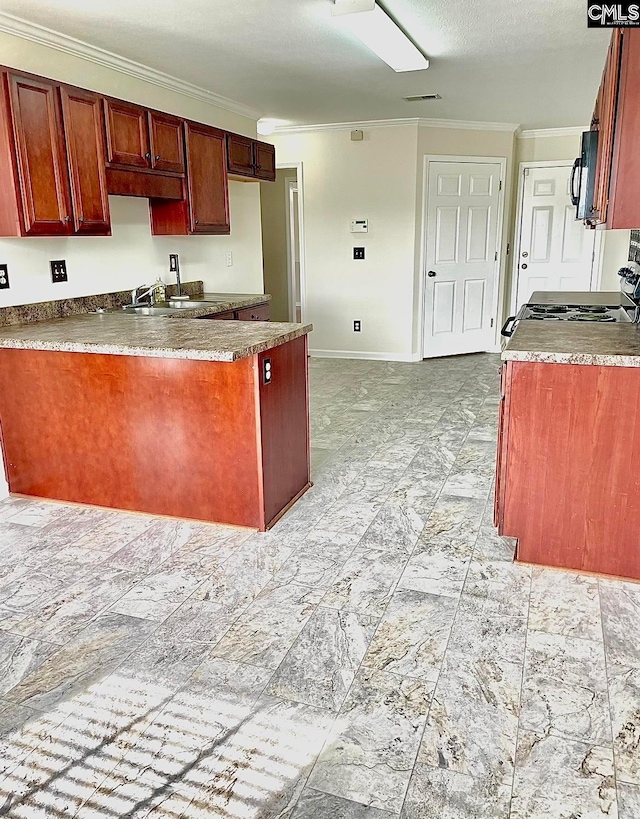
0,353 -> 637,817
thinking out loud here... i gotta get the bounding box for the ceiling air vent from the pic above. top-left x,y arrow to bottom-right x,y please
403,93 -> 442,101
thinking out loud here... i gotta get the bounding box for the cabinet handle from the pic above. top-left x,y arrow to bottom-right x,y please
255,164 -> 262,170
78,218 -> 84,223
155,154 -> 161,161
195,219 -> 200,225
64,216 -> 71,222
144,152 -> 151,160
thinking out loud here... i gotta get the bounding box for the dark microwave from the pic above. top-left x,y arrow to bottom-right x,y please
571,130 -> 599,221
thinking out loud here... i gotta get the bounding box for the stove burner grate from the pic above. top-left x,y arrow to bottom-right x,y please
577,305 -> 608,314
567,313 -> 616,322
530,305 -> 570,314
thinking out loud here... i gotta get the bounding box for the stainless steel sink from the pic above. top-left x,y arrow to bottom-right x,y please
115,305 -> 177,316
165,300 -> 223,309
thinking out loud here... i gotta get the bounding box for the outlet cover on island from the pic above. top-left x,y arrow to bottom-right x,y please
225,251 -> 233,267
354,320 -> 361,332
0,264 -> 9,289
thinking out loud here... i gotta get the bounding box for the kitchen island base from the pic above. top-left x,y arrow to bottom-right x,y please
495,359 -> 640,580
0,335 -> 310,530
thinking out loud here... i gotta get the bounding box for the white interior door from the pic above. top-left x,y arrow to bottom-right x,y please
515,165 -> 596,309
423,160 -> 503,359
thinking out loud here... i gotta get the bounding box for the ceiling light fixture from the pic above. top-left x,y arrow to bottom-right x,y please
257,118 -> 287,135
404,94 -> 442,101
332,0 -> 429,73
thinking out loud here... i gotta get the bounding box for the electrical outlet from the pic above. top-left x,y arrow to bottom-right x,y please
263,357 -> 272,384
225,251 -> 233,267
169,254 -> 179,273
353,247 -> 365,260
0,264 -> 9,290
50,260 -> 67,283
354,320 -> 361,332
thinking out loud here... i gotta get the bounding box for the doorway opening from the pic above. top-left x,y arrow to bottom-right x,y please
260,166 -> 304,322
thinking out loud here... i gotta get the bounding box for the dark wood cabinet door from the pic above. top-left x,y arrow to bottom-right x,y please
185,122 -> 230,234
592,30 -> 622,224
149,111 -> 185,174
104,98 -> 151,168
227,133 -> 254,176
254,141 -> 276,181
236,303 -> 271,321
6,73 -> 73,236
60,87 -> 110,235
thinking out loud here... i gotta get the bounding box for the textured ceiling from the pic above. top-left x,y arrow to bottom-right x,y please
0,0 -> 611,128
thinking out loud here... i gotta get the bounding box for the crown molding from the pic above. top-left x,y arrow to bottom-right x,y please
517,126 -> 586,139
274,116 -> 520,135
0,12 -> 261,121
417,117 -> 519,132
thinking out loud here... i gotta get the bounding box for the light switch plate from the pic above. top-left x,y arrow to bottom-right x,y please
353,247 -> 365,260
0,264 -> 9,289
50,260 -> 68,283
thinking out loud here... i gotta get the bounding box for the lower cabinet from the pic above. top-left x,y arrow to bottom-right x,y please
495,360 -> 640,579
236,303 -> 271,321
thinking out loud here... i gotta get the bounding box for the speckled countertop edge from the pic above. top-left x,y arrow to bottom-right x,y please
0,313 -> 312,363
502,319 -> 640,368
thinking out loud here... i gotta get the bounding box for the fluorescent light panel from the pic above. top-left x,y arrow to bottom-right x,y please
332,0 -> 429,72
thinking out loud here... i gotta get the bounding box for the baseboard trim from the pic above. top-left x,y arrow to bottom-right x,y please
310,349 -> 423,362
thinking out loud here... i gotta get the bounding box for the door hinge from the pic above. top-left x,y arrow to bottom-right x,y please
524,168 -> 530,177
491,318 -> 494,328
506,242 -> 510,255
499,180 -> 503,191
494,251 -> 498,261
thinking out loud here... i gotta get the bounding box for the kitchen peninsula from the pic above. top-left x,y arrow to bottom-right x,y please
495,290 -> 640,580
0,311 -> 312,530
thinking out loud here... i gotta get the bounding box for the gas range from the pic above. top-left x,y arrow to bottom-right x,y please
521,303 -> 633,323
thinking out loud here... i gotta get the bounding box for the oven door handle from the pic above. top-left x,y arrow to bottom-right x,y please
501,316 -> 517,338
570,157 -> 581,207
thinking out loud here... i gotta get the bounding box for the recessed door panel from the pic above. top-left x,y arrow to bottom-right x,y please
432,281 -> 456,335
561,204 -> 584,262
463,279 -> 485,332
530,206 -> 553,262
533,179 -> 555,196
470,174 -> 492,196
466,206 -> 490,262
435,207 -> 459,263
438,174 -> 461,196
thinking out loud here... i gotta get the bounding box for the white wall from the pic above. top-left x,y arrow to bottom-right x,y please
0,32 -> 265,500
272,126 -> 419,359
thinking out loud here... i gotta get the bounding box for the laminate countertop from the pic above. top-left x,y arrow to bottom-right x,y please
0,312 -> 312,362
503,290 -> 640,367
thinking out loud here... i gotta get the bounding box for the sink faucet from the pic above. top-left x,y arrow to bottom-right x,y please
131,284 -> 158,306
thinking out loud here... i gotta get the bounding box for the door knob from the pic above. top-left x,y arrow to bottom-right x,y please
428,270 -> 437,277
521,263 -> 528,270
522,251 -> 529,258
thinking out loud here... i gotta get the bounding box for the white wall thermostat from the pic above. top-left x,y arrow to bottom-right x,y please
351,219 -> 368,233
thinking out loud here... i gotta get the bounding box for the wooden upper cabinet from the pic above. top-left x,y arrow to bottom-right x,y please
227,134 -> 276,181
227,133 -> 254,177
186,122 -> 230,234
254,141 -> 276,181
60,87 -> 110,235
148,111 -> 185,174
606,29 -> 640,228
104,98 -> 151,168
5,73 -> 73,236
591,30 -> 622,225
